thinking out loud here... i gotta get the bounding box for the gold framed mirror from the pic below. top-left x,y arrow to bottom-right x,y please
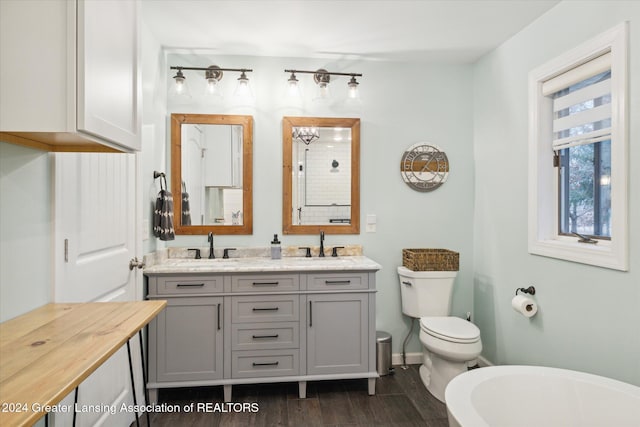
283,116 -> 360,235
171,113 -> 253,235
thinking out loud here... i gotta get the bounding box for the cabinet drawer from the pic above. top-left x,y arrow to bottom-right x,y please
231,322 -> 299,351
231,273 -> 299,292
232,350 -> 299,378
155,276 -> 224,295
231,295 -> 299,323
306,272 -> 369,291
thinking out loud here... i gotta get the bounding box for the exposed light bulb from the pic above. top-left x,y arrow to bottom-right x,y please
316,81 -> 330,100
207,78 -> 218,94
234,71 -> 254,100
313,69 -> 331,101
287,72 -> 301,97
204,66 -> 223,100
173,69 -> 186,93
347,76 -> 360,99
170,68 -> 191,100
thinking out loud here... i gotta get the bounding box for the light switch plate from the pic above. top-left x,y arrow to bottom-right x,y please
366,214 -> 376,232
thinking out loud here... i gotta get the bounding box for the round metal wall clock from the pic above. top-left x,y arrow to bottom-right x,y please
400,142 -> 450,192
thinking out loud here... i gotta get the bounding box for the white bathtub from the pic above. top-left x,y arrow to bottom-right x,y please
445,365 -> 640,427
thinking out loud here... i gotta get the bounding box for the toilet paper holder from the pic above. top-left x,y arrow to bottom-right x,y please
515,286 -> 536,296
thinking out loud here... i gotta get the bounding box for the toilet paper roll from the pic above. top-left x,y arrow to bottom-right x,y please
512,295 -> 538,318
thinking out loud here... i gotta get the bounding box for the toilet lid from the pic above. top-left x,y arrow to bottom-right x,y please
420,316 -> 480,343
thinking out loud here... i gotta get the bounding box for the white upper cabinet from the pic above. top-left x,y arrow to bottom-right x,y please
0,0 -> 141,152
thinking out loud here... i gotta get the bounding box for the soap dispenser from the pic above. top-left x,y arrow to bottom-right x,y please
271,234 -> 281,259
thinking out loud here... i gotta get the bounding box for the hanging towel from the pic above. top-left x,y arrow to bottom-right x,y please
153,175 -> 175,240
181,181 -> 192,225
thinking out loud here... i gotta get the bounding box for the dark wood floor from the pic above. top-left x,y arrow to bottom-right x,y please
139,365 -> 448,426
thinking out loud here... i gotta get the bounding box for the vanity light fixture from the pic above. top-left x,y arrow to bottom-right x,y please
205,65 -> 223,96
233,70 -> 254,100
292,127 -> 320,145
173,69 -> 187,93
284,69 -> 362,100
170,65 -> 253,99
286,72 -> 302,98
314,69 -> 331,100
347,76 -> 360,99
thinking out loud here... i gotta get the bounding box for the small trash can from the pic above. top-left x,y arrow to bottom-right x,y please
376,331 -> 393,376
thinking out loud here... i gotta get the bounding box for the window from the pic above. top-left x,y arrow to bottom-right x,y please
551,67 -> 611,239
528,23 -> 628,271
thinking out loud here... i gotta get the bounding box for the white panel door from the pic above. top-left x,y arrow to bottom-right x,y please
53,152 -> 141,427
54,153 -> 136,302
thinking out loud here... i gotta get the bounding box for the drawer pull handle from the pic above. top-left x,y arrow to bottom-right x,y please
252,281 -> 279,286
252,307 -> 279,311
324,280 -> 351,285
252,334 -> 279,339
252,362 -> 279,367
176,283 -> 205,287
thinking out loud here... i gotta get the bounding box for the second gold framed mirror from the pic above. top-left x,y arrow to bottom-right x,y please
283,116 -> 360,235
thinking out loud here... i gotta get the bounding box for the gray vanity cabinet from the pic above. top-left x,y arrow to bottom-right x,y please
151,296 -> 223,383
307,293 -> 368,375
147,274 -> 225,394
145,265 -> 378,401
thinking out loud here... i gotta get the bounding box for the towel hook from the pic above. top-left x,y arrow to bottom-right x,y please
153,171 -> 165,179
515,286 -> 536,296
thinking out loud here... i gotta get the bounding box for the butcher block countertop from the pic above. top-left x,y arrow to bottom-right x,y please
0,301 -> 167,427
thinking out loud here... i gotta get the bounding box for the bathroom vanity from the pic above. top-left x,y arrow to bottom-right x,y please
144,254 -> 380,402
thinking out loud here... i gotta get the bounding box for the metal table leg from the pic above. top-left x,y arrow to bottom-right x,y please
126,340 -> 140,427
139,329 -> 151,427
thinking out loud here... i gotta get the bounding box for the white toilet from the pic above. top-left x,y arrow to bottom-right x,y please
398,266 -> 482,403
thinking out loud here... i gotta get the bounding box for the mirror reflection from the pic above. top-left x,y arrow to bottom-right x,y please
292,127 -> 352,224
283,117 -> 360,235
181,123 -> 244,225
171,114 -> 253,235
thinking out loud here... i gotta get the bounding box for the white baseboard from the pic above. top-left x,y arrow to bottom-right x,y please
477,355 -> 494,367
392,352 -> 494,368
392,352 -> 422,366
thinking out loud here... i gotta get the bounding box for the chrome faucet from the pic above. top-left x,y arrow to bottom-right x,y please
208,232 -> 215,259
319,230 -> 325,257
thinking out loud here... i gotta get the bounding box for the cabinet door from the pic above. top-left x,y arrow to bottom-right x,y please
307,293 -> 368,375
77,0 -> 140,150
153,297 -> 223,382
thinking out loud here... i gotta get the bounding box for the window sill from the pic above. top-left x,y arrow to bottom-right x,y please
529,237 -> 627,271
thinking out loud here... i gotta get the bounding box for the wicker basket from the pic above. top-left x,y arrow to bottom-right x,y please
402,249 -> 459,271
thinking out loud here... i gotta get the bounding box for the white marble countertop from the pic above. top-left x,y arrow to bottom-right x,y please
143,256 -> 382,275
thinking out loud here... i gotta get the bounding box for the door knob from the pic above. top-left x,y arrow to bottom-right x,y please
129,257 -> 145,270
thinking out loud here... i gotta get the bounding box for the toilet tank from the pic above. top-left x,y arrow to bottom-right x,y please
398,266 -> 457,318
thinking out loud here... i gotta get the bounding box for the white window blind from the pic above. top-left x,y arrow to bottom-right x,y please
543,52 -> 612,151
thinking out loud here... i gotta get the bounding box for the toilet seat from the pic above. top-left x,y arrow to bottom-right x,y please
420,316 -> 480,344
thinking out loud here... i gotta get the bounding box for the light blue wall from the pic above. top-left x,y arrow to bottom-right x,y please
472,0 -> 640,385
0,143 -> 51,321
5,0 -> 635,379
142,47 -> 476,354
